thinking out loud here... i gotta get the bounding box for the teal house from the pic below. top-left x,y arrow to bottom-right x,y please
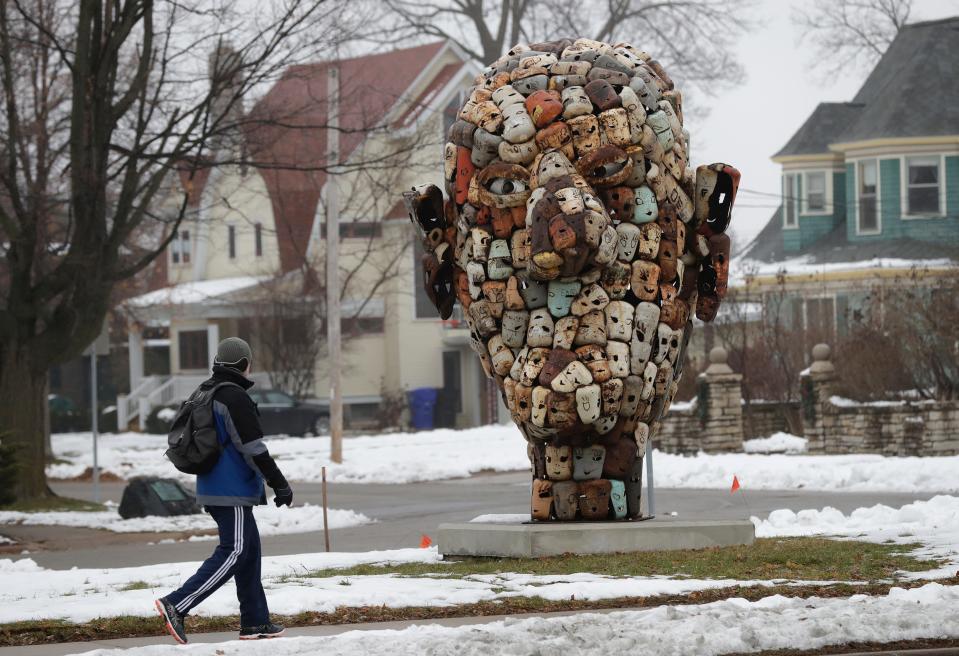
739,17 -> 959,342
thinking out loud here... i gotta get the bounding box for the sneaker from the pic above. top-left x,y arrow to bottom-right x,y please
155,598 -> 188,644
239,622 -> 286,640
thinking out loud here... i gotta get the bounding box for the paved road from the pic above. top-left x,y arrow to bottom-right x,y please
0,474 -> 936,570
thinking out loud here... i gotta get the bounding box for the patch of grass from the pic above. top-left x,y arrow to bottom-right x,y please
118,581 -> 151,592
299,538 -> 935,583
0,496 -> 106,513
0,582 -> 937,647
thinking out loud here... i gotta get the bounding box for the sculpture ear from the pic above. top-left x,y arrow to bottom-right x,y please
402,184 -> 446,238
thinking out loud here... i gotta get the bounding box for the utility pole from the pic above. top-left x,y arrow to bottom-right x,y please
326,65 -> 343,463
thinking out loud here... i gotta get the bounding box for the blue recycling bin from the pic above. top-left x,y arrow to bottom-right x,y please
408,387 -> 439,430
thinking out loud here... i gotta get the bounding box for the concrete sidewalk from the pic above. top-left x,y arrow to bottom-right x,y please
5,610 -> 959,656
0,608 -> 617,655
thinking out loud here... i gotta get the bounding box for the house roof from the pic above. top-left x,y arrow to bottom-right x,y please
244,41 -> 450,272
839,16 -> 959,143
739,211 -> 959,276
126,276 -> 267,308
392,61 -> 465,130
774,16 -> 959,157
773,103 -> 863,158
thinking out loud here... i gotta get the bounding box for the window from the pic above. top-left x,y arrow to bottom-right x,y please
789,297 -> 836,345
805,172 -> 826,212
227,225 -> 236,259
281,317 -> 310,345
857,160 -> 879,233
178,330 -> 208,370
171,230 -> 191,264
264,391 -> 295,406
805,297 -> 836,343
320,222 -> 383,239
342,316 -> 385,335
905,156 -> 941,215
783,174 -> 798,228
254,223 -> 263,256
413,239 -> 439,319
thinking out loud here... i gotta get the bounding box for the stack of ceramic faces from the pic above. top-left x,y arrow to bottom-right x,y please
415,36 -> 739,521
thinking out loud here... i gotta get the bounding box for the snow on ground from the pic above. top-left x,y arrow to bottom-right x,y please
70,583 -> 959,656
469,514 -> 529,524
653,450 -> 959,493
742,432 -> 807,454
0,534 -> 14,544
48,426 -> 530,484
7,495 -> 959,626
0,548 -> 442,624
49,427 -> 959,492
0,545 -> 791,625
754,494 -> 959,579
732,255 -> 956,282
0,503 -> 370,536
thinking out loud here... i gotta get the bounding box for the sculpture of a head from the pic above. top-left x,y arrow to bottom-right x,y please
405,37 -> 740,521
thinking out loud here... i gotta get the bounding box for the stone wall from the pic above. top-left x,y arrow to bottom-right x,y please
802,344 -> 959,456
656,400 -> 701,455
743,401 -> 797,439
656,347 -> 743,455
656,343 -> 959,456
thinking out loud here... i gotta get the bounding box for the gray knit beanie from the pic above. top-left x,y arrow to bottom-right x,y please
214,337 -> 252,371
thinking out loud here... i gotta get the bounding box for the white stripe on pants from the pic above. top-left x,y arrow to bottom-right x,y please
176,507 -> 244,613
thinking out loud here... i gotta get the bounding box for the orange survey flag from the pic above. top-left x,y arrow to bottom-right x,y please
730,475 -> 741,493
419,534 -> 433,548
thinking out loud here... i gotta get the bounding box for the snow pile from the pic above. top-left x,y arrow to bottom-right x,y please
0,535 -> 15,545
830,396 -> 909,408
48,425 -> 530,484
75,583 -> 959,656
742,432 -> 807,454
0,547 -> 782,624
0,503 -> 370,536
49,427 -> 959,491
733,255 -> 956,283
652,450 -> 958,493
156,408 -> 177,423
126,276 -> 265,307
0,548 -> 444,624
753,495 -> 959,579
469,514 -> 529,524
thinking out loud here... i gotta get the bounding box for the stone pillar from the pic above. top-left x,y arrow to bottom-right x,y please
697,346 -> 744,453
801,343 -> 837,454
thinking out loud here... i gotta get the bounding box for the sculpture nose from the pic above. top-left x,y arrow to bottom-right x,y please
526,170 -> 617,281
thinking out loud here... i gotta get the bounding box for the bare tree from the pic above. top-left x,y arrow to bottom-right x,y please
0,0 -> 391,502
795,0 -> 912,75
368,0 -> 753,97
835,268 -> 959,401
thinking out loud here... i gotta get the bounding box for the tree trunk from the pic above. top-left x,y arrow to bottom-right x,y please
0,344 -> 52,502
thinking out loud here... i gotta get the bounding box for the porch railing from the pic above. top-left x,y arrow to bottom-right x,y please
119,371 -> 274,431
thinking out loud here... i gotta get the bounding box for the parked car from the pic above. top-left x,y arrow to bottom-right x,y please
248,389 -> 330,437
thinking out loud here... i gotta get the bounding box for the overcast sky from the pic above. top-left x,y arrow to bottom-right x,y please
692,0 -> 959,247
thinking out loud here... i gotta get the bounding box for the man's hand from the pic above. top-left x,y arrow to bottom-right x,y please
273,485 -> 293,507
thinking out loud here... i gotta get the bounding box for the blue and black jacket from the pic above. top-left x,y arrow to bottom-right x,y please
195,365 -> 288,506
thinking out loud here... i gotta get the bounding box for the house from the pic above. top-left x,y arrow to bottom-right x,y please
118,41 -> 494,431
738,16 -> 959,345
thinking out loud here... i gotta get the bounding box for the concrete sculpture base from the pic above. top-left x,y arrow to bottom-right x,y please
437,517 -> 755,558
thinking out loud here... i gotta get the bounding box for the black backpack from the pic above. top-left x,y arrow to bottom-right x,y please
165,382 -> 242,474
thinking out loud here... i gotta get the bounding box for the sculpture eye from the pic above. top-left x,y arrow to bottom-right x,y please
487,177 -> 527,195
592,160 -> 626,178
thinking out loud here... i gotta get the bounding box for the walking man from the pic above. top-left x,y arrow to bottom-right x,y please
156,337 -> 293,643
